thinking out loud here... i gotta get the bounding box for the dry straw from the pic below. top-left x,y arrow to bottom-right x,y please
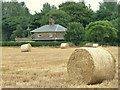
67,47 -> 115,85
84,43 -> 93,47
60,43 -> 69,49
21,43 -> 31,52
93,44 -> 99,48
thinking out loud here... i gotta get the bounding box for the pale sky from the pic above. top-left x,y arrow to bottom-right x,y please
3,0 -> 119,14
23,0 -> 103,14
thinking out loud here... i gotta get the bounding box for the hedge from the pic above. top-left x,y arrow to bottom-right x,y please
98,42 -> 118,46
79,41 -> 118,46
1,41 -> 68,47
0,41 -> 118,47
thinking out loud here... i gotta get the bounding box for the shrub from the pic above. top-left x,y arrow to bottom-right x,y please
85,20 -> 118,43
1,41 -> 68,47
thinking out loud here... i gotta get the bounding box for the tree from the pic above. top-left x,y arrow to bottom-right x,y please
40,9 -> 70,27
85,20 -> 118,43
29,13 -> 42,30
59,2 -> 94,27
29,3 -> 57,30
111,18 -> 118,30
41,3 -> 57,14
64,22 -> 85,45
2,16 -> 30,41
10,25 -> 27,40
92,1 -> 118,21
92,9 -> 112,21
2,0 -> 31,41
118,3 -> 120,45
2,1 -> 30,16
99,1 -> 117,11
41,3 -> 51,12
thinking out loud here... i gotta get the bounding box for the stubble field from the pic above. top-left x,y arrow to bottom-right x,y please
2,46 -> 119,88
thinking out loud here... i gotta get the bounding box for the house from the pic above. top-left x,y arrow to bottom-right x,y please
30,19 -> 67,41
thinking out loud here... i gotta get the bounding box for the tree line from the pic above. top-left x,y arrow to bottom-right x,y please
2,0 -> 119,45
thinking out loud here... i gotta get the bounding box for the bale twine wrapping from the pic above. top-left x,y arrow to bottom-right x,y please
60,43 -> 69,49
67,47 -> 115,85
21,43 -> 31,52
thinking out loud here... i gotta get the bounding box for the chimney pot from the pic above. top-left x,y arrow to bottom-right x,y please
49,18 -> 54,25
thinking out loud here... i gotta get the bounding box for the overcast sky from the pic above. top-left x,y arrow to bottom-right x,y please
3,0 -> 120,14
24,0 -> 103,14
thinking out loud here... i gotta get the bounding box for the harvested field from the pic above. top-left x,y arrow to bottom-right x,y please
1,46 -> 118,88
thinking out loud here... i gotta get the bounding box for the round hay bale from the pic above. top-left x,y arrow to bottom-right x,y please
84,43 -> 93,47
21,43 -> 31,52
60,43 -> 69,49
67,47 -> 115,85
93,44 -> 99,48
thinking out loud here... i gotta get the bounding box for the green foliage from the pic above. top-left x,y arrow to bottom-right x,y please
59,2 -> 94,27
99,2 -> 118,12
2,1 -> 118,46
29,13 -> 42,30
10,25 -> 27,40
118,4 -> 120,45
29,13 -> 41,30
1,41 -> 67,47
41,3 -> 57,14
29,3 -> 57,30
2,16 -> 31,41
78,41 -> 89,46
64,22 -> 85,45
2,1 -> 30,16
98,42 -> 118,46
93,2 -> 118,21
111,18 -> 118,29
40,9 -> 70,27
2,0 -> 31,41
85,20 -> 118,43
14,25 -> 24,37
93,9 -> 112,21
1,41 -> 118,47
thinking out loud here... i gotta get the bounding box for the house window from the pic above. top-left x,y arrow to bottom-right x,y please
49,33 -> 53,37
38,34 -> 41,37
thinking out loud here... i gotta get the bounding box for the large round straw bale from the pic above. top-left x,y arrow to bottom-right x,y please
21,43 -> 31,52
60,43 -> 69,49
67,47 -> 115,85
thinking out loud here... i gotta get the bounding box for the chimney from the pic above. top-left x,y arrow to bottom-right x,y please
49,18 -> 54,25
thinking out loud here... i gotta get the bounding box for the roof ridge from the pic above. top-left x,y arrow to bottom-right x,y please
30,24 -> 67,33
55,25 -> 59,31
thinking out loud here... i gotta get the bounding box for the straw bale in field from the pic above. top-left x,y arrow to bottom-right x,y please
60,43 -> 69,49
67,47 -> 115,85
93,44 -> 99,48
21,43 -> 31,52
84,43 -> 93,47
